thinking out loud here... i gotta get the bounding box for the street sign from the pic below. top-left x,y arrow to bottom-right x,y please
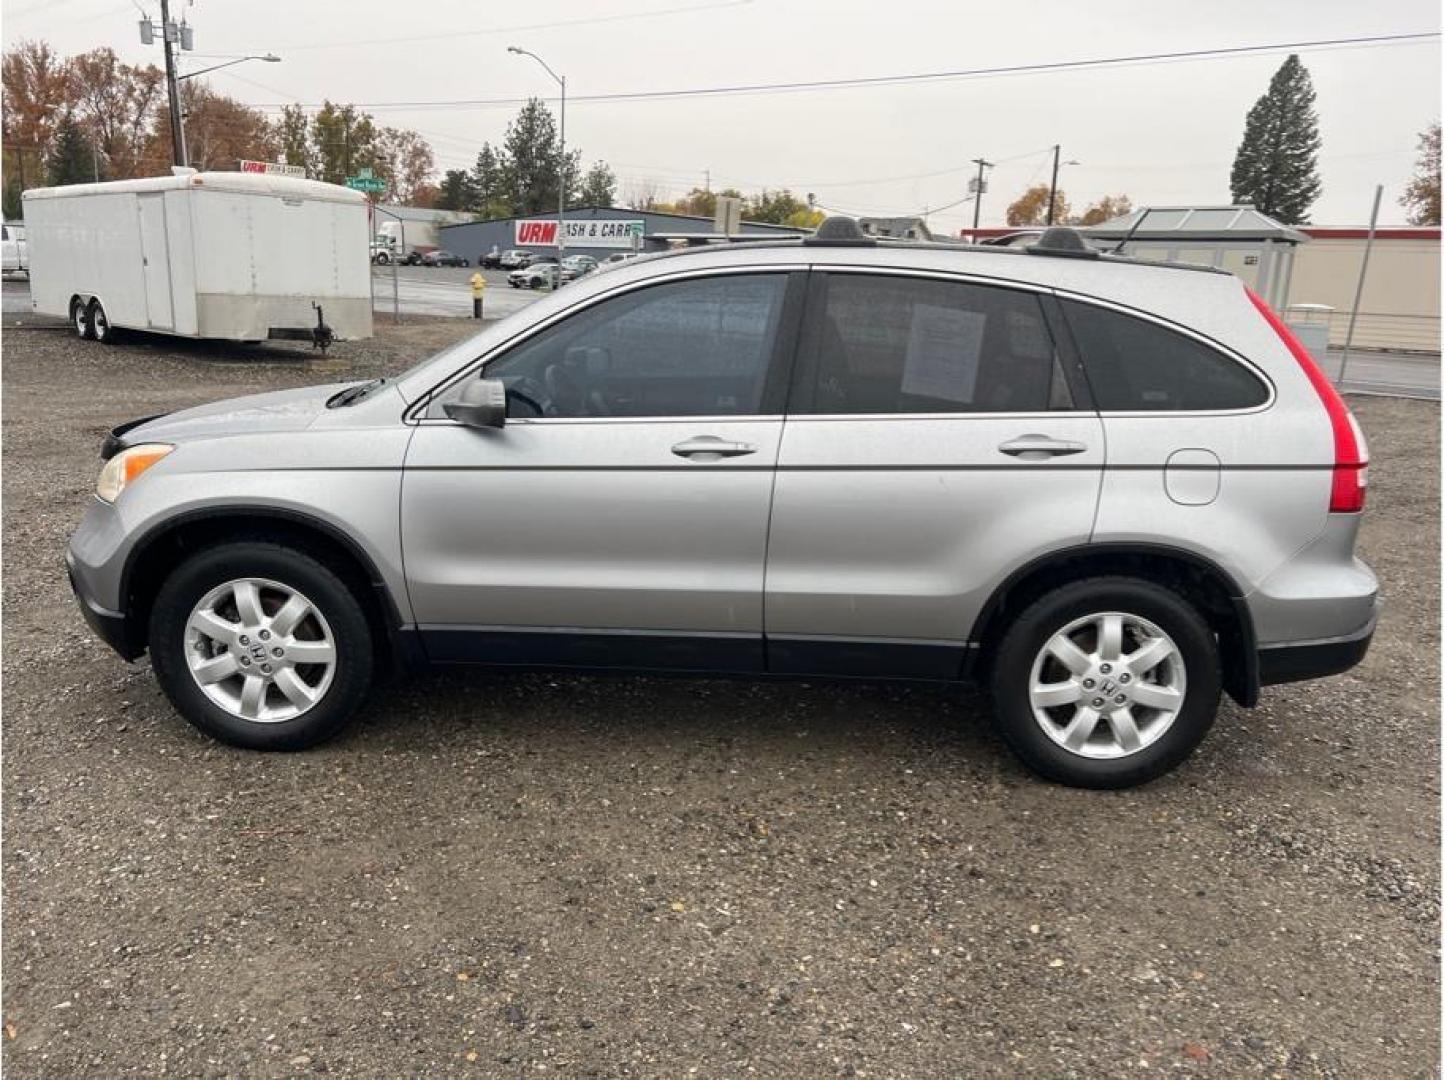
346,173 -> 386,194
240,159 -> 306,178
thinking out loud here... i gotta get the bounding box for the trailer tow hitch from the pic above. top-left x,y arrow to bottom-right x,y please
311,303 -> 333,354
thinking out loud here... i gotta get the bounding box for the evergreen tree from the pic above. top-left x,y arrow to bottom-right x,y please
435,169 -> 477,211
1229,54 -> 1322,224
498,98 -> 578,215
470,142 -> 504,214
277,104 -> 311,175
575,160 -> 617,208
46,115 -> 100,185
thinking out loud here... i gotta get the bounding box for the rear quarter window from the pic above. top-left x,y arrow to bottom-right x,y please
1061,299 -> 1269,411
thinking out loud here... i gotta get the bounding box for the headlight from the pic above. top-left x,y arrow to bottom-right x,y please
96,443 -> 173,503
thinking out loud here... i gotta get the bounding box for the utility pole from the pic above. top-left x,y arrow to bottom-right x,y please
970,157 -> 993,232
159,0 -> 185,166
1046,144 -> 1061,226
142,1 -> 193,167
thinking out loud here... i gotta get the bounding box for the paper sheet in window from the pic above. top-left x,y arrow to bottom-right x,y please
900,304 -> 987,404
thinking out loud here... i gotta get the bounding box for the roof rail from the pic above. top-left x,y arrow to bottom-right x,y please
803,215 -> 877,247
1025,226 -> 1099,260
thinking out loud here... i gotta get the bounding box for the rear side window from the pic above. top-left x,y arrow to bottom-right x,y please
794,274 -> 1074,414
1061,299 -> 1268,411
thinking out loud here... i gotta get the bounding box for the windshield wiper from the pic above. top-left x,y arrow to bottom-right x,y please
328,378 -> 386,408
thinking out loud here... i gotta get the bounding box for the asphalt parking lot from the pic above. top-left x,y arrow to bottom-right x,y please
2,320 -> 1439,1077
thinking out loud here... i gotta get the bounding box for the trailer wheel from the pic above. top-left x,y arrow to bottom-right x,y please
71,297 -> 93,339
88,300 -> 115,344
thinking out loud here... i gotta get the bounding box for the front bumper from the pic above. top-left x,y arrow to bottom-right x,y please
66,550 -> 140,660
1256,605 -> 1377,687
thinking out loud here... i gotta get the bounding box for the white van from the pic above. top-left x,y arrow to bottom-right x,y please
24,170 -> 372,348
1,222 -> 26,274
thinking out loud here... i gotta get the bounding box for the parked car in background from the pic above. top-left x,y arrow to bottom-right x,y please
2,221 -> 29,274
499,249 -> 533,269
508,260 -> 560,289
561,255 -> 598,282
421,250 -> 469,267
480,246 -> 503,269
67,218 -> 1376,788
595,252 -> 641,274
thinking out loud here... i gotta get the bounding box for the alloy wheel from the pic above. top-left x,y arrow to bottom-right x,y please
1027,611 -> 1187,760
183,577 -> 337,723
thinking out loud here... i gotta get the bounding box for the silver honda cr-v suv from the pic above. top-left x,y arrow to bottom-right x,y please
66,220 -> 1377,788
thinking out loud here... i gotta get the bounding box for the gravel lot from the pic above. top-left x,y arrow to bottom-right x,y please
2,321 -> 1438,1077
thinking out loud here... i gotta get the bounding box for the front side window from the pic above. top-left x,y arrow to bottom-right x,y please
794,273 -> 1073,414
480,273 -> 789,418
1061,299 -> 1269,411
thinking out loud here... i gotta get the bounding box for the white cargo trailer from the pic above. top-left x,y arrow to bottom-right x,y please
23,170 -> 372,348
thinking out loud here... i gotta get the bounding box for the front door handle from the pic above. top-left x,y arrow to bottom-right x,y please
671,435 -> 758,461
997,434 -> 1088,460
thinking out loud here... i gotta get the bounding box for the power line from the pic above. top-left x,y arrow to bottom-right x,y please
244,31 -> 1438,112
265,0 -> 751,52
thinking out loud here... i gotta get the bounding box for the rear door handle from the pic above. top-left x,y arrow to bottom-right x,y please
671,435 -> 758,460
997,434 -> 1088,459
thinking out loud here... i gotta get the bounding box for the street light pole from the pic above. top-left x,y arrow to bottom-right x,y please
1046,144 -> 1060,226
508,46 -> 567,260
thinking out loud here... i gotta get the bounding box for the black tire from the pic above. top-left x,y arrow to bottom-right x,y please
148,541 -> 375,751
989,576 -> 1221,789
71,296 -> 93,339
88,299 -> 116,343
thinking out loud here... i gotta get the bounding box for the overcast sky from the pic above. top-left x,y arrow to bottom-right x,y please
4,0 -> 1439,229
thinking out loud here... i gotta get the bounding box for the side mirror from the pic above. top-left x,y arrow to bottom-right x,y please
443,377 -> 506,429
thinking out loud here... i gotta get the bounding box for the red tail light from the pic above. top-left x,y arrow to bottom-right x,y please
1246,288 -> 1368,513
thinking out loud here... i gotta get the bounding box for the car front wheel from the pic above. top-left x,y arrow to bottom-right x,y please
989,576 -> 1220,789
148,541 -> 374,750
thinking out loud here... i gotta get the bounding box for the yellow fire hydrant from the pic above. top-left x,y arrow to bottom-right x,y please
470,271 -> 485,319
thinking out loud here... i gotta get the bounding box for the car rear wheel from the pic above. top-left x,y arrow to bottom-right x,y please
989,576 -> 1221,788
148,542 -> 374,751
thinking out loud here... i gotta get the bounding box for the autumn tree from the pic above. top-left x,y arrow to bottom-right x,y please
1401,122 -> 1440,226
374,126 -> 435,204
1229,54 -> 1321,224
143,82 -> 275,173
743,188 -> 809,225
46,114 -> 99,185
623,177 -> 663,210
1006,183 -> 1069,226
1076,194 -> 1133,226
2,40 -> 73,191
68,47 -> 163,179
575,160 -> 617,207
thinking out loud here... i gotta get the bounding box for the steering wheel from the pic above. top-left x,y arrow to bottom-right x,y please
503,374 -> 552,417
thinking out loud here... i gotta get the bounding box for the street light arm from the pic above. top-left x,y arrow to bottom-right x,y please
178,54 -> 280,81
507,46 -> 563,89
